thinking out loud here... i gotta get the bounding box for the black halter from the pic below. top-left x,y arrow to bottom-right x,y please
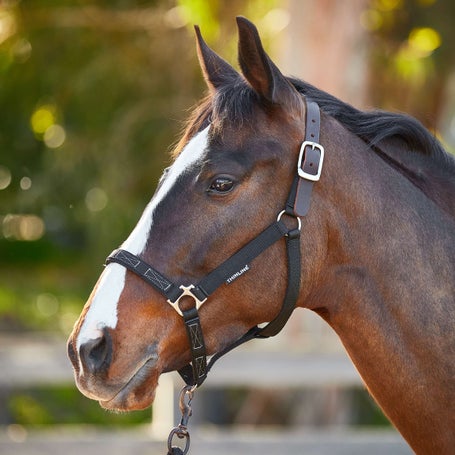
105,100 -> 323,388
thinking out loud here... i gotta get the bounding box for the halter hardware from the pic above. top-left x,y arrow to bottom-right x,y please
297,140 -> 324,182
277,210 -> 302,232
168,285 -> 207,317
167,384 -> 195,455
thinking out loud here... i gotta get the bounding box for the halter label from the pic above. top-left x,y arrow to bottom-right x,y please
226,265 -> 250,284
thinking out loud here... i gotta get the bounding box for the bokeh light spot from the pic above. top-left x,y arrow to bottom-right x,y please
262,9 -> 290,33
376,0 -> 403,11
2,214 -> 45,241
30,106 -> 56,135
408,27 -> 441,57
0,9 -> 17,45
36,293 -> 60,317
12,38 -> 32,63
20,176 -> 32,190
0,165 -> 12,190
85,187 -> 108,212
6,424 -> 27,443
360,9 -> 383,31
43,124 -> 66,148
164,6 -> 188,28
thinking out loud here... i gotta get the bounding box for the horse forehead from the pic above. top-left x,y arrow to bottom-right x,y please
162,126 -> 211,200
123,125 -> 210,251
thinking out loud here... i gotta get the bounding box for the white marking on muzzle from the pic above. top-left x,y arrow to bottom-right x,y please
76,126 -> 210,350
76,263 -> 125,349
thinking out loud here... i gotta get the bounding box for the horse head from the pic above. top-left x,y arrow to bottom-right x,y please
67,17 -> 318,411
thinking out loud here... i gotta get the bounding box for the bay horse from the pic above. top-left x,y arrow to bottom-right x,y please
67,17 -> 455,454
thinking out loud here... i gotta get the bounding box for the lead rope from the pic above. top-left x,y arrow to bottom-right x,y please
166,385 -> 195,455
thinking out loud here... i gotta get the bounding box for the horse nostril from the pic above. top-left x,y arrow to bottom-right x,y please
79,330 -> 112,375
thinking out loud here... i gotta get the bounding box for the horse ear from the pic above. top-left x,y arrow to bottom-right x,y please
236,16 -> 297,106
195,25 -> 240,92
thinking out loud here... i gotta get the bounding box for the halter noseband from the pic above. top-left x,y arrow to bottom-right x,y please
105,99 -> 323,388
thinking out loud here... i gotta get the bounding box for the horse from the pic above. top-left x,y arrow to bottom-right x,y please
67,17 -> 455,454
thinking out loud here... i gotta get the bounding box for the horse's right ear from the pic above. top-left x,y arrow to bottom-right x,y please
236,16 -> 300,110
195,25 -> 240,92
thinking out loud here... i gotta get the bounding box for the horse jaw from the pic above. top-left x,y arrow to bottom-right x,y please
98,362 -> 161,412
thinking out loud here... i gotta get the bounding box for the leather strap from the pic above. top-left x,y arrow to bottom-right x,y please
288,100 -> 324,217
256,227 -> 301,338
180,308 -> 207,385
106,249 -> 182,303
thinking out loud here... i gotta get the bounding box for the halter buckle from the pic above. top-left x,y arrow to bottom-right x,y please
297,141 -> 324,182
167,285 -> 207,317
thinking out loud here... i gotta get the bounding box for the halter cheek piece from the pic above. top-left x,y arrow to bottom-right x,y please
105,100 -> 323,388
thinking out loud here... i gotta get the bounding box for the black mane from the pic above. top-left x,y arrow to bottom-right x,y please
289,78 -> 450,161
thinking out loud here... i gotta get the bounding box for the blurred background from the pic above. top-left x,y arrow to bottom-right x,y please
0,0 -> 454,453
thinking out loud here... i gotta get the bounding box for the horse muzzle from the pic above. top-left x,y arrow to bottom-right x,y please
67,330 -> 160,411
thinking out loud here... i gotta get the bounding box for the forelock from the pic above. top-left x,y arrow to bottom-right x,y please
211,80 -> 258,127
172,80 -> 261,157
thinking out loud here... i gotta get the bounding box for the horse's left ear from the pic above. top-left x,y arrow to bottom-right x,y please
195,25 -> 240,92
236,16 -> 299,107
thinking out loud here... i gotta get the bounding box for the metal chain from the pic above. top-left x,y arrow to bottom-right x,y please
166,385 -> 196,455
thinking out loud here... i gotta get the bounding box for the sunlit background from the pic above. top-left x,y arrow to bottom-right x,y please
0,0 -> 454,452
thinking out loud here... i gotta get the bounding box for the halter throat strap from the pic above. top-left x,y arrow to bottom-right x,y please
105,99 -> 323,388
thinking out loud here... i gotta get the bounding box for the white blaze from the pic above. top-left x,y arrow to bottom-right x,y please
76,127 -> 210,348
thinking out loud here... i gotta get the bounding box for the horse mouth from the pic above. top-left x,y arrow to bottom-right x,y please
99,357 -> 160,411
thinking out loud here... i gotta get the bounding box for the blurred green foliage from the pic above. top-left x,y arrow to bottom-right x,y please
365,0 -> 455,130
0,0 -> 280,334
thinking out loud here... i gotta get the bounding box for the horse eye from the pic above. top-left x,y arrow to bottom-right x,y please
208,177 -> 234,194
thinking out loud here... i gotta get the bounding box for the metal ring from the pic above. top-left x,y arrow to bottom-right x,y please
276,210 -> 302,231
167,427 -> 190,455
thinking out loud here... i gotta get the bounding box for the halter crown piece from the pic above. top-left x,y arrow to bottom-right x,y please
105,99 -> 323,454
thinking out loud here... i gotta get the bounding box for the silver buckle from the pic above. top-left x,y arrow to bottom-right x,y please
297,141 -> 324,182
167,285 -> 207,317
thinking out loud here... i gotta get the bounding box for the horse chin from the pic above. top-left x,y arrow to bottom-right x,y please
99,360 -> 161,412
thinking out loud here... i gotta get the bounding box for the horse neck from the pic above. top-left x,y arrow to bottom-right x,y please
372,136 -> 455,218
306,115 -> 455,453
